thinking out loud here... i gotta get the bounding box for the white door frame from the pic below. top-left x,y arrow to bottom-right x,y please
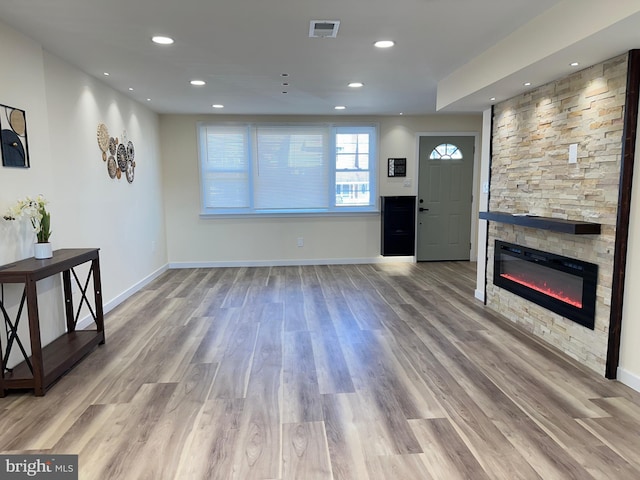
414,131 -> 481,261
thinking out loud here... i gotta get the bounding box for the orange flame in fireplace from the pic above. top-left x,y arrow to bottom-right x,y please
500,273 -> 583,308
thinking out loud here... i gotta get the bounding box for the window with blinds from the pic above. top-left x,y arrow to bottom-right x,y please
198,123 -> 378,215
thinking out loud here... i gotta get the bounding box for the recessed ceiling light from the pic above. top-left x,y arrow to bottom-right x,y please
103,72 -> 110,76
128,87 -> 134,91
570,62 -> 579,67
523,82 -> 532,86
212,104 -> 224,109
335,105 -> 346,110
190,80 -> 206,86
490,97 -> 496,101
399,112 -> 403,115
147,98 -> 151,102
152,36 -> 174,45
282,82 -> 289,86
348,82 -> 364,88
374,40 -> 395,48
281,73 -> 289,77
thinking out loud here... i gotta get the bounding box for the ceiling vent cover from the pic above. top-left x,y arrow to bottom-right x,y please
309,20 -> 340,38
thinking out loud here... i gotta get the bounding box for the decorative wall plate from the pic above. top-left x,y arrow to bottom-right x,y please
97,123 -> 109,152
107,155 -> 117,178
125,159 -> 135,183
108,137 -> 117,155
126,141 -> 135,162
102,151 -> 107,162
117,143 -> 127,171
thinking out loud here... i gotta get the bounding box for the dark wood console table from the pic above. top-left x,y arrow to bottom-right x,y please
0,248 -> 105,396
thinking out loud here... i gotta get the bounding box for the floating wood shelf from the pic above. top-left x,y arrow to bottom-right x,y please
479,211 -> 601,235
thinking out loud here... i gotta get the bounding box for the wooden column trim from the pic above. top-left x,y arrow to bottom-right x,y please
606,49 -> 640,379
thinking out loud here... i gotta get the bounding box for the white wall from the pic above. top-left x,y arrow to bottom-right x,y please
619,96 -> 640,391
0,22 -> 54,260
160,114 -> 482,266
0,21 -> 60,368
0,21 -> 166,367
475,109 -> 492,302
41,51 -> 167,306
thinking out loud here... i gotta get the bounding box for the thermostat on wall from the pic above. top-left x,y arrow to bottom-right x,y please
388,158 -> 407,177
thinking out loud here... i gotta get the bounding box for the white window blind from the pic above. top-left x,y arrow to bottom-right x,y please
254,126 -> 329,210
198,122 -> 377,215
200,125 -> 250,209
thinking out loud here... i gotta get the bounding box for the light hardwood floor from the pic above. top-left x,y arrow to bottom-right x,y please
1,262 -> 640,479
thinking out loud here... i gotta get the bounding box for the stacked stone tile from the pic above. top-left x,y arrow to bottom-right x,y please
487,53 -> 628,374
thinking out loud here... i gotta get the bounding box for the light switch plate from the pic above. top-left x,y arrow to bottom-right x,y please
569,143 -> 578,164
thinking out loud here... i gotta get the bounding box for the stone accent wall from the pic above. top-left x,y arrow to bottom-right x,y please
487,53 -> 628,374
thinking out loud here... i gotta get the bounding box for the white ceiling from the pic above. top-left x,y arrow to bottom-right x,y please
1,0 -> 638,115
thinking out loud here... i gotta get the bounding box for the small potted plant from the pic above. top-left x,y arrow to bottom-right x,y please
3,194 -> 53,258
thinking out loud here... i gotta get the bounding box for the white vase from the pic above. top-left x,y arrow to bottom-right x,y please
34,242 -> 53,259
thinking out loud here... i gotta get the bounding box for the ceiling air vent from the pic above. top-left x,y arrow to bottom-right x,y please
309,20 -> 340,38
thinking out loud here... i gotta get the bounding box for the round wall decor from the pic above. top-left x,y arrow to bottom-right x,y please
96,123 -> 137,183
108,137 -> 117,155
107,156 -> 117,178
97,124 -> 109,152
125,160 -> 135,183
117,143 -> 127,171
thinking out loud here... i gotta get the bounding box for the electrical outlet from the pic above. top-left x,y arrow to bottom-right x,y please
297,237 -> 304,247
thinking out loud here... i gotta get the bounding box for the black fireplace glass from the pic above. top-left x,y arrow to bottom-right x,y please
494,241 -> 597,329
500,255 -> 583,307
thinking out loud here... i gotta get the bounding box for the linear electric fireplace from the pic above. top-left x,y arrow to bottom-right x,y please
493,241 -> 598,329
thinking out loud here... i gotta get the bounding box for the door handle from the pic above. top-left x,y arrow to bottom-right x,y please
419,207 -> 429,212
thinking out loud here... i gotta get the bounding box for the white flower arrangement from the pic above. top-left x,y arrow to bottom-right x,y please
3,194 -> 52,243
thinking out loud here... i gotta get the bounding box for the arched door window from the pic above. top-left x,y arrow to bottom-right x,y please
429,143 -> 463,160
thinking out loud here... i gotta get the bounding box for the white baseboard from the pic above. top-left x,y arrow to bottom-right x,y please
475,289 -> 485,302
617,367 -> 640,393
169,256 -> 416,269
77,263 -> 169,330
